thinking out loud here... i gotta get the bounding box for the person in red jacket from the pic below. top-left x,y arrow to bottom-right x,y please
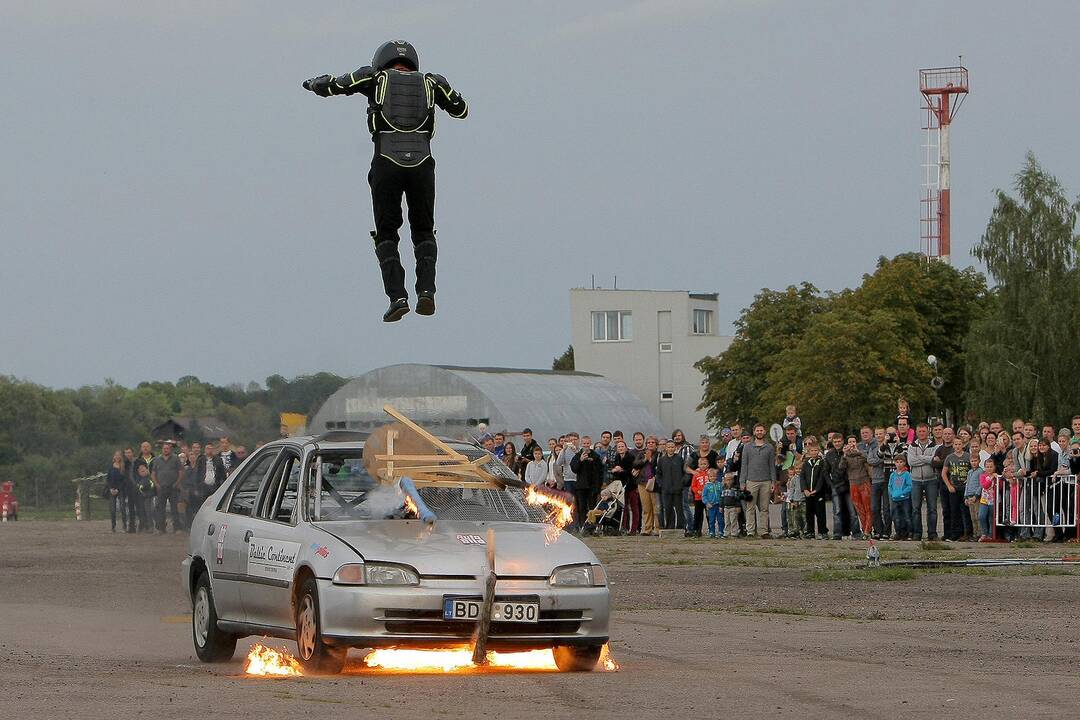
689,456 -> 709,538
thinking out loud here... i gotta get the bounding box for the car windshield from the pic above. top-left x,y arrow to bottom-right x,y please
309,450 -> 546,524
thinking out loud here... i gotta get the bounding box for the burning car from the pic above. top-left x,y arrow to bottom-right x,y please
0,482 -> 17,521
181,407 -> 610,673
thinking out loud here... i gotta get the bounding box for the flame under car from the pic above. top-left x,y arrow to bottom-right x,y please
181,426 -> 610,674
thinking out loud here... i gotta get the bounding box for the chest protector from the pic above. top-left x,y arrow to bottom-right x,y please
372,70 -> 434,167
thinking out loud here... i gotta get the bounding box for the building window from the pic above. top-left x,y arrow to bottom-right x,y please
692,309 -> 712,335
592,311 -> 632,342
660,391 -> 674,401
658,342 -> 672,353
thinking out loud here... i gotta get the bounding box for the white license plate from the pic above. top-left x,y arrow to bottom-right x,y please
442,598 -> 539,623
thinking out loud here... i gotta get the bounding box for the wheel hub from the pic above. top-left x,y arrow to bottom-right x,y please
298,596 -> 316,659
193,587 -> 210,647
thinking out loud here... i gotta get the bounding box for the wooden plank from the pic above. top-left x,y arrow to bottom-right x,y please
471,528 -> 497,665
382,404 -> 466,460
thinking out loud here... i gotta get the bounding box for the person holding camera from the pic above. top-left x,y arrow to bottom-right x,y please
569,436 -> 603,533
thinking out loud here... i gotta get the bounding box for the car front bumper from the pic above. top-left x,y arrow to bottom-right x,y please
318,578 -> 609,651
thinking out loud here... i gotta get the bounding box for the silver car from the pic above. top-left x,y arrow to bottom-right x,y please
181,432 -> 610,673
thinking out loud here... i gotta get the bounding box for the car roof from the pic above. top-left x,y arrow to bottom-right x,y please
265,433 -> 477,452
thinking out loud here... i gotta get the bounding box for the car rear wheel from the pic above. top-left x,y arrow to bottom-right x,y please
553,644 -> 602,672
294,577 -> 346,674
192,570 -> 237,662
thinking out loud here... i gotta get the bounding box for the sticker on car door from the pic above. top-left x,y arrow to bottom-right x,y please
247,538 -> 301,580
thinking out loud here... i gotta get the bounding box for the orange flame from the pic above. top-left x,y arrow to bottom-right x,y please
403,494 -> 419,517
524,485 -> 574,544
361,646 -> 558,673
244,643 -> 303,677
599,643 -> 620,671
359,644 -> 619,673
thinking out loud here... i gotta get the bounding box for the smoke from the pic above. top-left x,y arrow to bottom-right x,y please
362,484 -> 409,520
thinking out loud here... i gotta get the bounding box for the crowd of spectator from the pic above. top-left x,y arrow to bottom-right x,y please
486,403 -> 1080,543
100,404 -> 1080,543
103,437 -> 248,533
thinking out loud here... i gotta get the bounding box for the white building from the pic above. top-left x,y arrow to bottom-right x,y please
569,289 -> 733,439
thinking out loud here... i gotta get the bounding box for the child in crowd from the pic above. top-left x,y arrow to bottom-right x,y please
895,399 -> 915,443
978,458 -> 998,541
720,473 -> 741,538
689,456 -> 709,538
701,467 -> 723,538
782,405 -> 802,437
786,466 -> 806,539
964,438 -> 983,538
1001,466 -> 1020,541
889,456 -> 913,540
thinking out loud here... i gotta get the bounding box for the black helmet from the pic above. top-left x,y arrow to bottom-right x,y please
372,40 -> 419,71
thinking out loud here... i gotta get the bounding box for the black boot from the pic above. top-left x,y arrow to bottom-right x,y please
383,297 -> 410,323
415,290 -> 436,316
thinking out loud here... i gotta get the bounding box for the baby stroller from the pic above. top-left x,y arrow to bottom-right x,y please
582,480 -> 624,536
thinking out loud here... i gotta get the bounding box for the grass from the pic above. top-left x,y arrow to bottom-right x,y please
806,567 -> 917,582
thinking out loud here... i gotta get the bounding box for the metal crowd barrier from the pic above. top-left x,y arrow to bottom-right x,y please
994,475 -> 1077,534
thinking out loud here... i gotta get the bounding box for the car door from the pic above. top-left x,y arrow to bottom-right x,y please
213,447 -> 280,623
239,448 -> 305,629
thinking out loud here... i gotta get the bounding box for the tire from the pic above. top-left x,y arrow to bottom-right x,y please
553,644 -> 602,672
192,570 -> 237,662
294,577 -> 346,674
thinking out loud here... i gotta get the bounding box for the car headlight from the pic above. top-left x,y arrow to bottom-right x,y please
333,561 -> 420,586
549,563 -> 607,587
366,563 -> 420,586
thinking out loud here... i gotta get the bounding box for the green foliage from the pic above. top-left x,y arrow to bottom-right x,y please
965,153 -> 1080,426
695,283 -> 831,427
696,257 -> 986,433
0,372 -> 349,509
552,345 -> 575,371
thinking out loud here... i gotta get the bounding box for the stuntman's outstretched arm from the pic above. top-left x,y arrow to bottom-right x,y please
303,66 -> 378,98
427,73 -> 468,118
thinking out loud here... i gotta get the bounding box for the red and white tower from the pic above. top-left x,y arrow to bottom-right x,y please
920,65 -> 969,264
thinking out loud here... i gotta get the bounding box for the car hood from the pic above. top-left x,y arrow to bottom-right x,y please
313,520 -> 598,577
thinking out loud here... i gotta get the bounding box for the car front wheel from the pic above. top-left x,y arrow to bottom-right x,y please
553,644 -> 602,672
192,570 -> 237,662
294,577 -> 346,674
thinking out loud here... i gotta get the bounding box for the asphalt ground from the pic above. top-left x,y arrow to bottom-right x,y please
2,520 -> 1079,719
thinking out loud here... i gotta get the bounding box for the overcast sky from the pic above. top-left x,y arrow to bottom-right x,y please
3,0 -> 1079,389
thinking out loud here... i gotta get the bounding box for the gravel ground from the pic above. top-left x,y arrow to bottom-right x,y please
2,520 -> 1078,719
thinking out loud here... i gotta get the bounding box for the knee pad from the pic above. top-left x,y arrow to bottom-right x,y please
372,235 -> 400,265
414,239 -> 438,261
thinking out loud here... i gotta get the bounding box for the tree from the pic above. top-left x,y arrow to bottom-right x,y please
552,345 -> 575,371
965,153 -> 1080,425
696,257 -> 987,433
838,253 -> 988,422
695,283 -> 832,427
760,307 -> 934,433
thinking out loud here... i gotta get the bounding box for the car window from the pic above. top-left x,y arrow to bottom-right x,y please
225,450 -> 279,517
310,453 -> 379,521
259,452 -> 301,524
309,448 -> 544,523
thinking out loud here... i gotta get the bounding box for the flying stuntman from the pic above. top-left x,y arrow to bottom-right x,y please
303,40 -> 468,322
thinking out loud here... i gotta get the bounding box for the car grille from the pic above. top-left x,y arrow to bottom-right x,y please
381,608 -> 583,636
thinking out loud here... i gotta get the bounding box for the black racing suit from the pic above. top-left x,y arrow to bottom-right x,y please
307,67 -> 468,301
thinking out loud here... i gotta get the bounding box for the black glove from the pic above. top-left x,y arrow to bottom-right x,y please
303,75 -> 331,93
